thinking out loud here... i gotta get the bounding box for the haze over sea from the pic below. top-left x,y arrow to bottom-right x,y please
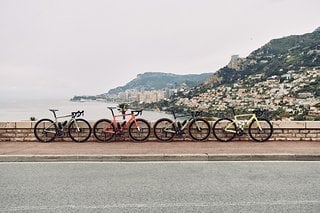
0,99 -> 169,122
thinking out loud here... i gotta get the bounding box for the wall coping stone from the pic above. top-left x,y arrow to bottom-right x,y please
0,121 -> 319,129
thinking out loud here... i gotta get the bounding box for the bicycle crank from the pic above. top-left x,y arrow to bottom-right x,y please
236,128 -> 246,136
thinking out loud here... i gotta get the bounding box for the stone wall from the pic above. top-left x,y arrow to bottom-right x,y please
0,121 -> 320,142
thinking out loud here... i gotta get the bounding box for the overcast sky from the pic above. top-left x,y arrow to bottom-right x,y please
0,0 -> 319,100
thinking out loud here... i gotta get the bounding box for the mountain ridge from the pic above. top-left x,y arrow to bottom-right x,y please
163,27 -> 320,120
106,72 -> 212,95
203,28 -> 320,87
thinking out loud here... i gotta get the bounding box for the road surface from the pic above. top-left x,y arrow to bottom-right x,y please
0,161 -> 319,212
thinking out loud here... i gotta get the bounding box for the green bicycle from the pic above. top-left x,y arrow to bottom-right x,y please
212,107 -> 273,142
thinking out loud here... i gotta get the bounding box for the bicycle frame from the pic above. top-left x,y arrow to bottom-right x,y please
104,108 -> 141,134
163,111 -> 200,134
224,113 -> 262,133
163,119 -> 190,134
45,111 -> 82,134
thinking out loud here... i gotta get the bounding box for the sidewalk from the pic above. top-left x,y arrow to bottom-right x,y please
1,141 -> 320,162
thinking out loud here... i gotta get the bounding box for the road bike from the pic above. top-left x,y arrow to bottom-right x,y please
93,107 -> 151,142
153,110 -> 211,141
212,107 -> 273,142
34,109 -> 92,142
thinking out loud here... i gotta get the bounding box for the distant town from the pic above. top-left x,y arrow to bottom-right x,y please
175,67 -> 320,120
71,27 -> 320,121
71,67 -> 320,120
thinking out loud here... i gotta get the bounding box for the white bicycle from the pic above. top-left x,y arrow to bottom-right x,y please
34,109 -> 92,142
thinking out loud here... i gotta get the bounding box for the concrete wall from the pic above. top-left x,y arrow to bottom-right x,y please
0,121 -> 320,142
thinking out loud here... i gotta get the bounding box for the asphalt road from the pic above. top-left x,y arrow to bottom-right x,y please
0,162 -> 319,212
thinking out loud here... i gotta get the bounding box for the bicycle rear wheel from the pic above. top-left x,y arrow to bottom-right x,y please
212,118 -> 236,142
188,118 -> 211,141
93,119 -> 115,142
34,119 -> 57,142
153,118 -> 175,142
248,118 -> 273,142
68,118 -> 92,142
128,118 -> 151,142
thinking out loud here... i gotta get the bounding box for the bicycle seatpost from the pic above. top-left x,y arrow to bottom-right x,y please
171,110 -> 177,119
107,107 -> 115,117
49,109 -> 58,119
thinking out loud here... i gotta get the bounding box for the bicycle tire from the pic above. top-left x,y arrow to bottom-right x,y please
68,118 -> 92,142
188,118 -> 211,141
212,118 -> 236,142
153,118 -> 175,142
93,119 -> 115,142
34,118 -> 57,142
128,118 -> 151,142
248,118 -> 273,142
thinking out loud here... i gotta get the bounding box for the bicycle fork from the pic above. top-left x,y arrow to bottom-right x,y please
72,120 -> 82,133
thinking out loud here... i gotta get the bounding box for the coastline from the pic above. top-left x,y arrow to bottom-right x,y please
0,99 -> 170,122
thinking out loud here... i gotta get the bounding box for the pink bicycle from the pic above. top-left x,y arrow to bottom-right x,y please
93,107 -> 151,142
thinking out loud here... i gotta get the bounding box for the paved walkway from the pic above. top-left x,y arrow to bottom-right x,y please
0,141 -> 320,161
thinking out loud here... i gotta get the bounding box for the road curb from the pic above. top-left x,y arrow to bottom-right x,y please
0,154 -> 320,162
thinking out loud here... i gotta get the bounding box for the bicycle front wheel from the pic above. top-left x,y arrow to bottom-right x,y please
248,118 -> 273,142
212,118 -> 236,142
128,118 -> 151,142
34,119 -> 57,142
153,118 -> 175,142
188,118 -> 211,141
68,118 -> 92,142
93,119 -> 115,142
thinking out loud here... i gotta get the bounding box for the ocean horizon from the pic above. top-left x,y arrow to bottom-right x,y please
0,98 -> 170,122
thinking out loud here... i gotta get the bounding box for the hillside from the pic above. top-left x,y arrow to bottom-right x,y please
158,27 -> 320,120
71,72 -> 212,102
107,72 -> 212,95
204,27 -> 320,87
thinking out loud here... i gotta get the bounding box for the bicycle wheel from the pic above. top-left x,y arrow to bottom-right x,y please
188,118 -> 211,141
153,118 -> 175,142
128,118 -> 151,142
34,119 -> 57,142
248,118 -> 273,142
68,118 -> 92,142
212,118 -> 236,142
93,119 -> 115,142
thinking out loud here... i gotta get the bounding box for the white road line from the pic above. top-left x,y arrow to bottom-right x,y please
0,161 -> 319,165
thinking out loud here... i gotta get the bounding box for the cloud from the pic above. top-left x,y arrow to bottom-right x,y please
0,0 -> 319,99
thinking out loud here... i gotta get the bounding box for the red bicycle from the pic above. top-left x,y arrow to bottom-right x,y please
93,107 -> 151,142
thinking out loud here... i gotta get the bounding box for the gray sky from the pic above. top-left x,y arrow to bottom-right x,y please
0,0 -> 319,100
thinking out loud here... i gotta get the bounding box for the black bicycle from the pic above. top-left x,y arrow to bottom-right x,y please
34,109 -> 92,142
153,110 -> 211,141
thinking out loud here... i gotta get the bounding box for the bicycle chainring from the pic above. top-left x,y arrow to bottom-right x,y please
236,128 -> 245,136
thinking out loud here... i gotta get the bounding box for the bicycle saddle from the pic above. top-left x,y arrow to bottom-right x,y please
49,109 -> 59,112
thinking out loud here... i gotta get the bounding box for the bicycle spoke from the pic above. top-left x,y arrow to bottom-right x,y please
249,119 -> 273,142
34,119 -> 56,142
213,118 -> 236,142
153,118 -> 175,142
189,119 -> 211,141
129,119 -> 150,142
93,119 -> 115,142
68,119 -> 92,142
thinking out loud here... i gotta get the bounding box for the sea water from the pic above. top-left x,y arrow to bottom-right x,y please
0,98 -> 170,122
